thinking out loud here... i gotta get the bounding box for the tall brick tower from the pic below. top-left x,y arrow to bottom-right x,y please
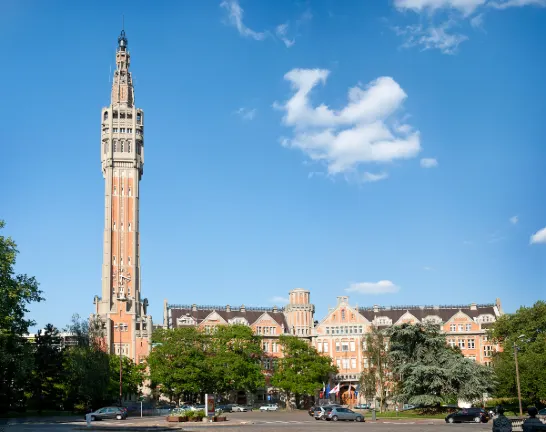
284,288 -> 315,338
93,29 -> 152,365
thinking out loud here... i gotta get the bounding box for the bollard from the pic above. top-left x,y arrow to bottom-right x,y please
85,413 -> 92,428
372,409 -> 376,421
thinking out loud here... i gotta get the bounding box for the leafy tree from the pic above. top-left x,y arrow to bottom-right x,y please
204,325 -> 264,395
0,220 -> 44,413
489,301 -> 546,406
388,323 -> 495,407
30,324 -> 65,412
148,327 -> 208,402
360,326 -> 389,411
109,356 -> 146,403
271,335 -> 337,409
61,315 -> 110,410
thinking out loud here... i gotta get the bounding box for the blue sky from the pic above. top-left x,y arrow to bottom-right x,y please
1,0 -> 545,331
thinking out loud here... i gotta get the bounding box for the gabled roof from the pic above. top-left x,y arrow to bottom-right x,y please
358,304 -> 498,324
168,305 -> 289,331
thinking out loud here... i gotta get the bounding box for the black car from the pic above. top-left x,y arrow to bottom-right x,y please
88,406 -> 127,421
445,408 -> 489,424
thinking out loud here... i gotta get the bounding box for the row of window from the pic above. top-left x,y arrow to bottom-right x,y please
114,323 -> 129,332
262,341 -> 279,353
326,326 -> 364,335
103,141 -> 143,155
112,256 -> 132,265
112,185 -> 133,196
449,323 -> 474,332
114,343 -> 130,356
116,286 -> 131,296
336,358 -> 358,370
262,358 -> 278,370
256,326 -> 277,335
104,111 -> 142,122
112,127 -> 134,134
448,338 -> 477,349
112,222 -> 132,231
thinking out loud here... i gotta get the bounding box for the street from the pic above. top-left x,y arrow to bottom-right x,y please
2,410 -> 494,432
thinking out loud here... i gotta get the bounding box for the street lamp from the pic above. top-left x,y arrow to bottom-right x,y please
513,334 -> 527,417
117,294 -> 129,407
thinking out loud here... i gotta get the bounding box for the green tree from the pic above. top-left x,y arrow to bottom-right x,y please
30,324 -> 65,412
61,315 -> 110,410
360,326 -> 389,411
0,220 -> 44,413
148,327 -> 207,402
489,301 -> 546,406
271,335 -> 337,409
109,356 -> 146,402
388,323 -> 495,407
204,325 -> 264,395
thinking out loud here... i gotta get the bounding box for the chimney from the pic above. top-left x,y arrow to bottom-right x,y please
226,305 -> 231,312
240,304 -> 246,312
470,303 -> 477,310
273,305 -> 278,313
373,305 -> 379,313
191,304 -> 197,312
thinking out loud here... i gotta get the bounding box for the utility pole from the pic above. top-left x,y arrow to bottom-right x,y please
513,341 -> 523,417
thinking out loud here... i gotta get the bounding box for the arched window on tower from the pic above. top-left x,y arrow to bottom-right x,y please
113,222 -> 116,231
120,142 -> 124,152
104,111 -> 108,121
120,222 -> 124,231
113,256 -> 116,264
120,257 -> 123,266
128,222 -> 131,231
128,141 -> 132,152
113,141 -> 117,152
128,187 -> 132,196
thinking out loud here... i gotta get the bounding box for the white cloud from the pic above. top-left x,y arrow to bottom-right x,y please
420,157 -> 438,168
509,215 -> 519,225
393,0 -> 544,53
530,226 -> 546,244
423,266 -> 433,270
362,172 -> 389,182
235,107 -> 257,120
394,0 -> 486,14
269,296 -> 289,304
220,0 -> 266,41
345,280 -> 400,295
489,0 -> 546,9
276,23 -> 295,47
274,69 -> 421,178
394,22 -> 468,54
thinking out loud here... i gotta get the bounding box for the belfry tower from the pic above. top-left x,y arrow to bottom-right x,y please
93,29 -> 152,364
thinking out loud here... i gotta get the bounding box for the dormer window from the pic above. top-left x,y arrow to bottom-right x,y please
177,316 -> 196,326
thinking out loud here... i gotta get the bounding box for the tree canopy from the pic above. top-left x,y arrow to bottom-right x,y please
388,323 -> 495,406
271,335 -> 337,408
360,326 -> 389,411
489,301 -> 546,405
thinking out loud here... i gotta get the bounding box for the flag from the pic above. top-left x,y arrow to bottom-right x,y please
329,383 -> 340,394
354,384 -> 360,397
322,382 -> 326,392
325,383 -> 330,395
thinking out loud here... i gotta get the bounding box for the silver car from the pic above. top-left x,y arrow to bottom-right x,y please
325,407 -> 365,422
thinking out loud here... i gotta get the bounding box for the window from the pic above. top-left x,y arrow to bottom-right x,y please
350,341 -> 356,352
468,339 -> 475,349
466,324 -> 472,331
342,358 -> 349,369
483,346 -> 493,357
263,342 -> 269,352
351,358 -> 357,369
335,341 -> 340,352
483,335 -> 488,342
113,222 -> 116,230
120,222 -> 124,231
448,338 -> 455,348
450,324 -> 456,332
458,324 -> 464,332
364,358 -> 369,368
113,256 -> 116,264
458,339 -> 465,349
342,342 -> 349,352
128,141 -> 132,152
120,128 -> 126,133
104,111 -> 108,120
113,111 -> 118,119
317,342 -> 323,353
137,113 -> 141,122
113,141 -> 117,151
113,128 -> 119,133
120,142 -> 124,152
358,326 -> 362,333
128,257 -> 131,265
323,342 -> 329,352
128,223 -> 131,231
336,359 -> 341,368
264,327 -> 270,335
256,326 -> 261,334
341,310 -> 346,321
326,327 -> 330,335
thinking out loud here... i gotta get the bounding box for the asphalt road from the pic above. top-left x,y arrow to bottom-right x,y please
1,410 -> 493,432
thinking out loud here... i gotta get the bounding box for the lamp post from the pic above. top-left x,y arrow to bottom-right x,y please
513,334 -> 527,418
117,294 -> 128,407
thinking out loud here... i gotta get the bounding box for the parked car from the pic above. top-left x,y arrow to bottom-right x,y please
538,408 -> 546,420
314,406 -> 335,420
231,405 -> 249,412
87,407 -> 127,421
324,407 -> 364,422
445,408 -> 489,423
354,404 -> 370,409
260,404 -> 279,411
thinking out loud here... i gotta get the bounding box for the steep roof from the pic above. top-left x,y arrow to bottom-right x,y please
168,304 -> 289,331
357,304 -> 498,324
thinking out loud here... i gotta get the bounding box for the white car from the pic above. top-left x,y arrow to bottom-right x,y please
260,404 -> 279,412
231,405 -> 248,412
